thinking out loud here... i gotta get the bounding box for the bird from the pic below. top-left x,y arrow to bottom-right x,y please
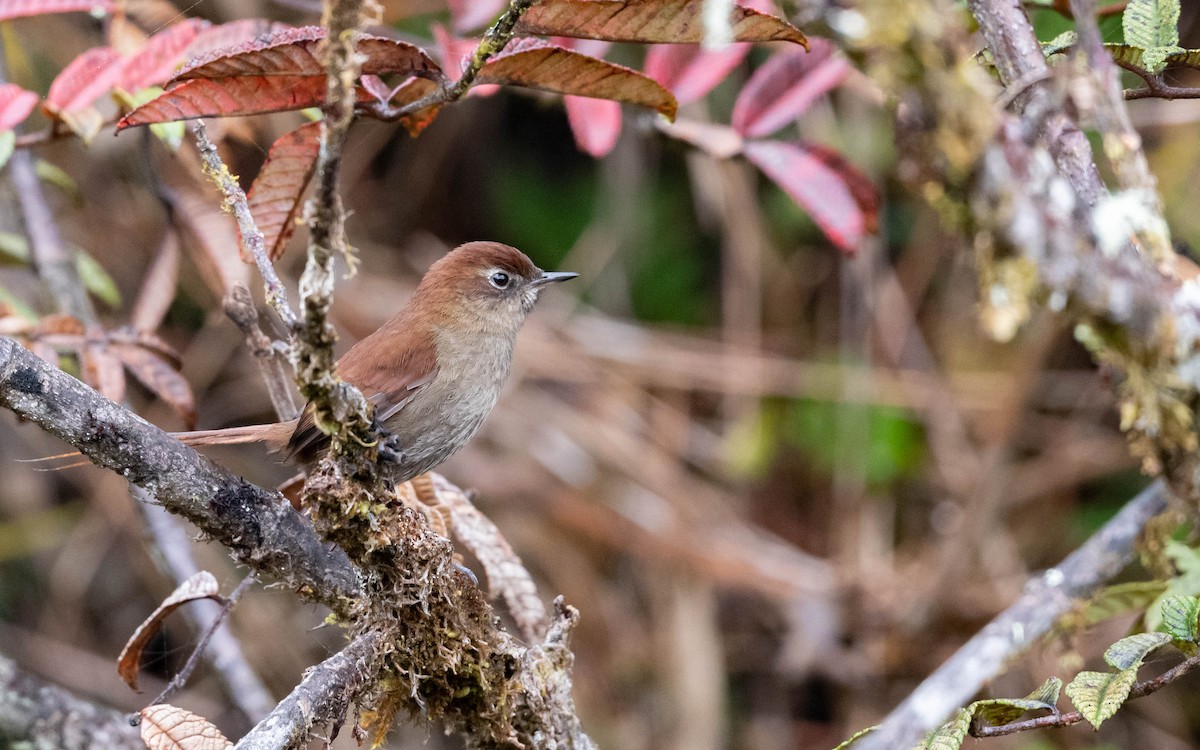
172,241 -> 576,481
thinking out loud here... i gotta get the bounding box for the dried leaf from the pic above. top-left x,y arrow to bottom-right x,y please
564,95 -> 622,156
731,39 -> 848,137
129,230 -> 181,331
113,342 -> 196,427
34,313 -> 84,336
477,38 -> 678,119
743,139 -> 864,253
45,46 -> 123,114
386,77 -> 443,135
140,704 -> 231,750
0,0 -> 113,22
81,340 -> 126,403
516,0 -> 807,46
117,18 -> 210,92
118,571 -> 221,691
0,83 -> 39,131
245,121 -> 321,261
643,42 -> 750,105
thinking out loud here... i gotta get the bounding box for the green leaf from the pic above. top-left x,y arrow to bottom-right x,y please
0,283 -> 38,320
1142,44 -> 1186,73
116,87 -> 185,151
971,677 -> 1062,727
1074,580 -> 1167,630
0,231 -> 30,264
1065,668 -> 1138,729
832,725 -> 876,749
911,707 -> 972,750
0,130 -> 15,172
1104,631 -> 1171,670
34,159 -> 76,194
1043,30 -> 1077,57
1124,0 -> 1180,52
74,250 -> 121,307
1161,594 -> 1200,641
1146,541 -> 1200,631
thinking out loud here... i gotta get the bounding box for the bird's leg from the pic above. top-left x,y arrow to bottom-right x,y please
377,432 -> 405,464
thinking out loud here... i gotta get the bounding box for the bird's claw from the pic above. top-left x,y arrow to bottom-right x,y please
377,434 -> 404,464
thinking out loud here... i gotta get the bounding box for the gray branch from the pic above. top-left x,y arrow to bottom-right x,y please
0,336 -> 359,614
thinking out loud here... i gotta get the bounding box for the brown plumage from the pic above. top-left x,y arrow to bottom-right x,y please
175,241 -> 576,482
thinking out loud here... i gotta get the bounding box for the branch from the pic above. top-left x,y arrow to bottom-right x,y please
0,337 -> 360,614
0,652 -> 143,750
232,630 -> 384,750
975,645 -> 1200,737
856,481 -> 1168,748
224,283 -> 301,420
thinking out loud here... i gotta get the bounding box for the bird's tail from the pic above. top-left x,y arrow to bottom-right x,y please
22,422 -> 294,470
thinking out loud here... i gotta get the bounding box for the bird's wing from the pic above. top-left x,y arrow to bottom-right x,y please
286,327 -> 439,462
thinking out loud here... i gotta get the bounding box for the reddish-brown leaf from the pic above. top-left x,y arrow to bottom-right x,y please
117,76 -> 356,128
564,95 -> 622,156
805,142 -> 879,235
246,121 -> 321,262
117,18 -> 210,92
0,0 -> 113,22
140,704 -> 231,750
516,0 -> 807,46
184,18 -> 294,62
731,39 -> 847,138
477,39 -> 677,119
27,339 -> 59,367
170,190 -> 249,299
45,46 -> 123,113
0,83 -> 39,131
129,230 -> 181,332
34,313 -> 84,336
386,77 -> 443,135
643,43 -> 750,106
743,139 -> 864,253
114,342 -> 195,427
176,26 -> 438,81
432,24 -> 500,95
449,0 -> 507,31
119,572 -> 220,691
81,340 -> 127,403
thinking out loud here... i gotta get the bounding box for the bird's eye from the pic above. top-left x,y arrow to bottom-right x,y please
489,271 -> 511,289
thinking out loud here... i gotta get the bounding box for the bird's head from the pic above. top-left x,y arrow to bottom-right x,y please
419,241 -> 577,332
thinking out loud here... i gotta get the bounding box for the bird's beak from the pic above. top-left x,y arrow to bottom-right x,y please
531,271 -> 579,287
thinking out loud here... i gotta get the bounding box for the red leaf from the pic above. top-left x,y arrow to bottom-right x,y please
731,39 -> 848,138
517,0 -> 808,46
643,43 -> 750,106
387,77 -> 443,135
246,121 -> 321,261
478,38 -> 677,119
0,83 -> 39,131
118,76 -> 367,128
117,18 -> 209,92
564,95 -> 621,157
743,139 -> 864,253
184,18 -> 294,62
805,142 -> 879,234
45,46 -> 123,113
449,0 -> 507,31
176,26 -> 438,81
0,0 -> 113,22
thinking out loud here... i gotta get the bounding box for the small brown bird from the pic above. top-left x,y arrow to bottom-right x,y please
178,241 -> 576,480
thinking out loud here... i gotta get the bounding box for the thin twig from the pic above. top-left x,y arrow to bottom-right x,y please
190,120 -> 297,330
224,283 -> 301,419
150,574 -> 260,708
974,649 -> 1200,737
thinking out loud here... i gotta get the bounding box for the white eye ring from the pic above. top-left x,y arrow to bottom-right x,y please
489,270 -> 511,289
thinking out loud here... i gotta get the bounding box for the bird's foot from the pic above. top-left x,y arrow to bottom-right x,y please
377,434 -> 405,464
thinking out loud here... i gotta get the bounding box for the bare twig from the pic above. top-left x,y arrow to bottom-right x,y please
149,574 -> 260,709
232,630 -> 384,750
855,481 -> 1169,749
224,283 -> 301,419
190,121 -> 297,330
974,647 -> 1200,737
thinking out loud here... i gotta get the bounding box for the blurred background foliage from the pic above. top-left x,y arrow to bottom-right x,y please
3,0 -> 1200,749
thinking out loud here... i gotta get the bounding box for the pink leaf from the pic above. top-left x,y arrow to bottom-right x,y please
0,0 -> 113,22
45,46 -> 123,113
448,0 -> 507,31
117,18 -> 209,91
732,39 -> 848,138
643,43 -> 750,106
564,95 -> 622,157
743,139 -> 863,253
0,83 -> 38,131
432,24 -> 499,95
